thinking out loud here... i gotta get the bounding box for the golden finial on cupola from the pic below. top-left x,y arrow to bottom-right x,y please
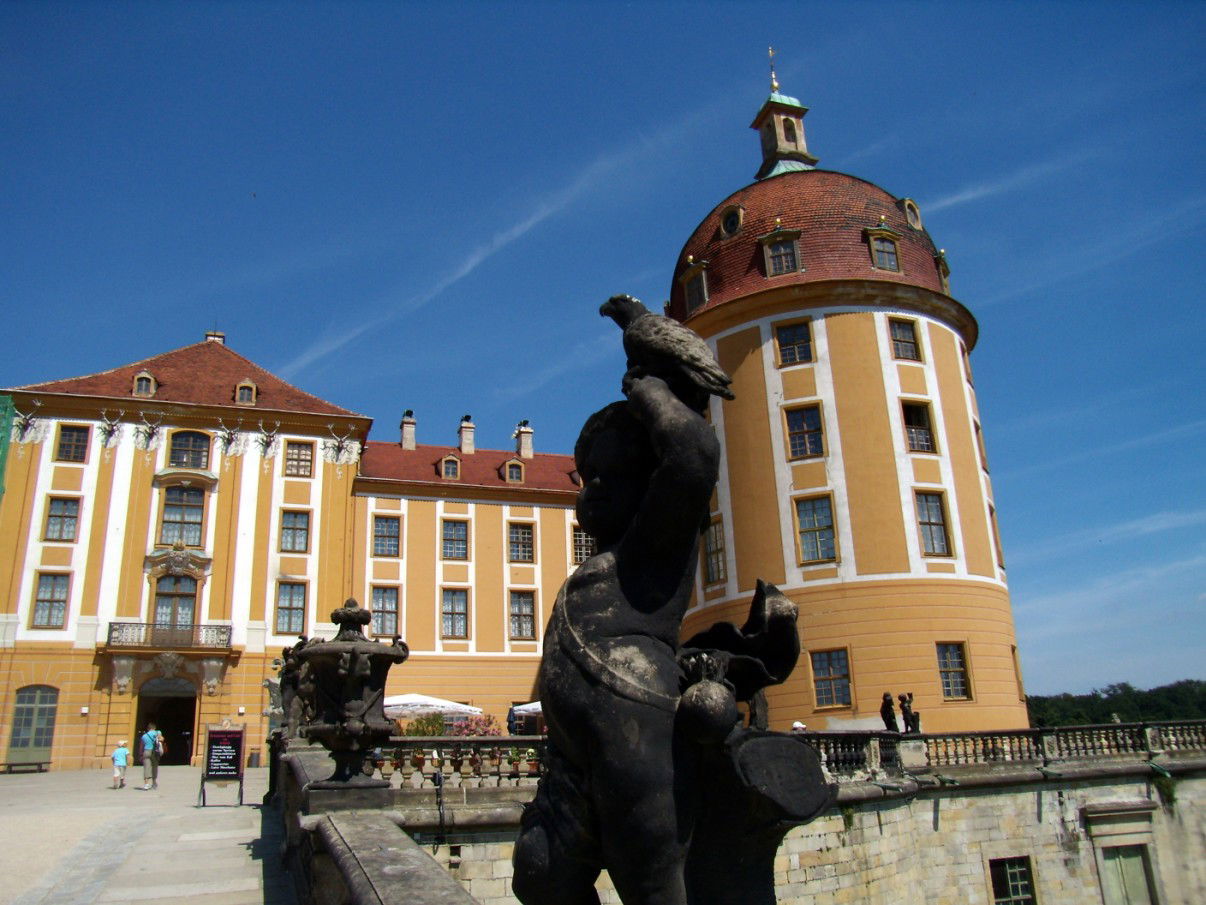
769,45 -> 780,93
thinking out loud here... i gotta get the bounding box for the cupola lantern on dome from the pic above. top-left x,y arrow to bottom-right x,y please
751,48 -> 818,180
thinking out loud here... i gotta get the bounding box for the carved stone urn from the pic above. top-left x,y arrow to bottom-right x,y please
295,598 -> 409,787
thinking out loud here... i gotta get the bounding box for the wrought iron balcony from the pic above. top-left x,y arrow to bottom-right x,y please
106,622 -> 232,650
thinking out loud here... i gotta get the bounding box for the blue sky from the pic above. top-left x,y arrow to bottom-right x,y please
4,2 -> 1203,695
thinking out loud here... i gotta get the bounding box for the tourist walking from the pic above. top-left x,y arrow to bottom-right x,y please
139,722 -> 165,790
111,739 -> 129,789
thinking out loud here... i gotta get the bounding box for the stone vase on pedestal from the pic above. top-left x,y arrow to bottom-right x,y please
295,598 -> 409,788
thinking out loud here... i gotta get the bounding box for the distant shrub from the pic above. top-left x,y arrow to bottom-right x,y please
448,714 -> 502,737
401,712 -> 447,736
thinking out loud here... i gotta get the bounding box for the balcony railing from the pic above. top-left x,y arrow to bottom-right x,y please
364,720 -> 1206,789
106,622 -> 232,649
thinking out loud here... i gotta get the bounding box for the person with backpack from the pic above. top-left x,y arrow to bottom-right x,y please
139,722 -> 165,790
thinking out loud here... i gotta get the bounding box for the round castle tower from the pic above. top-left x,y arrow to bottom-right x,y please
673,83 -> 1028,732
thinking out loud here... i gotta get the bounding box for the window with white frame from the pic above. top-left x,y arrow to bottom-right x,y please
572,526 -> 596,564
442,520 -> 468,560
509,523 -> 534,563
279,511 -> 310,553
275,583 -> 306,634
937,642 -> 970,699
916,491 -> 950,556
442,588 -> 469,639
703,520 -> 726,584
373,515 -> 400,557
31,574 -> 69,629
796,496 -> 836,563
902,402 -> 936,452
786,405 -> 824,458
510,590 -> 536,640
811,649 -> 851,707
44,498 -> 80,542
371,586 -> 399,636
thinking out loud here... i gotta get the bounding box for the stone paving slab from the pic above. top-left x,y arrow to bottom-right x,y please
0,766 -> 297,905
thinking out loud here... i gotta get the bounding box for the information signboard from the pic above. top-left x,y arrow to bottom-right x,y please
198,724 -> 245,806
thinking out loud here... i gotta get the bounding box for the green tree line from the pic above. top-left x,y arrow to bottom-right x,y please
1026,679 -> 1206,727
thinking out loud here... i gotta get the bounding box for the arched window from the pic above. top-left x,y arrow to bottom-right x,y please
782,119 -> 797,145
169,432 -> 210,469
154,575 -> 196,626
8,685 -> 58,762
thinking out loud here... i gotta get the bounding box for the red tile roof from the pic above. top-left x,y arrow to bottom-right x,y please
9,339 -> 362,418
360,442 -> 579,494
668,170 -> 947,320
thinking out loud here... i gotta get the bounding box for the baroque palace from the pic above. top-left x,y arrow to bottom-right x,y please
1,82 -> 1026,771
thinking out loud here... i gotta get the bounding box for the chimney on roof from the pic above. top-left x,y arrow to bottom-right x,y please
205,330 -> 226,344
458,414 -> 475,455
400,410 -> 416,450
515,420 -> 534,459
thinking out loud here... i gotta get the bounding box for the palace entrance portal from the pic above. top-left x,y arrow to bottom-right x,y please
135,677 -> 197,765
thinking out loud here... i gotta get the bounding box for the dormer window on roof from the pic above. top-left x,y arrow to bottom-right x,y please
902,199 -> 923,230
235,380 -> 258,406
720,206 -> 744,238
440,455 -> 461,479
504,460 -> 525,484
758,221 -> 803,277
680,256 -> 709,314
133,371 -> 157,398
864,220 -> 902,273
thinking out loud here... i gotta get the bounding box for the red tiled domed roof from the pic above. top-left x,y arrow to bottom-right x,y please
668,170 -> 947,320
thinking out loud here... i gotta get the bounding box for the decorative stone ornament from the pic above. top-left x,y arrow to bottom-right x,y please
154,651 -> 185,679
294,598 -> 409,786
112,656 -> 135,694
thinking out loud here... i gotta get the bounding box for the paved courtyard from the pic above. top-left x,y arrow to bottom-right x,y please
0,766 -> 296,905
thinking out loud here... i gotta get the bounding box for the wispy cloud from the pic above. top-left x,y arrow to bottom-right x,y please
1009,508 -> 1206,567
276,114 -> 705,380
491,331 -> 616,402
1013,548 -> 1206,639
999,418 -> 1206,480
838,134 -> 901,166
977,194 -> 1206,307
922,150 -> 1096,214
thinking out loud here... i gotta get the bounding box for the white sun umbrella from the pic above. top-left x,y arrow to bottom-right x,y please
511,701 -> 542,715
383,693 -> 483,720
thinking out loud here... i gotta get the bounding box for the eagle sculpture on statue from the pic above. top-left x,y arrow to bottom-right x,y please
599,294 -> 735,412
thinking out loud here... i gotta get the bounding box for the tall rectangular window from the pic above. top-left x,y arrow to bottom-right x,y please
371,586 -> 399,637
442,520 -> 468,560
373,515 -> 400,557
786,405 -> 823,458
703,521 -> 726,584
767,239 -> 798,275
280,511 -> 310,553
775,322 -> 813,365
442,588 -> 469,639
275,583 -> 306,634
872,236 -> 899,271
44,498 -> 80,542
55,425 -> 89,462
937,643 -> 970,699
916,491 -> 950,555
509,523 -> 534,562
284,441 -> 313,477
989,856 -> 1036,905
811,649 -> 851,707
890,319 -> 921,360
160,486 -> 204,546
902,402 -> 936,452
510,590 -> 536,640
684,272 -> 708,313
796,496 -> 836,563
572,526 -> 596,565
32,574 -> 69,629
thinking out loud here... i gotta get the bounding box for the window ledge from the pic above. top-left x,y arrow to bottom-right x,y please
153,468 -> 218,489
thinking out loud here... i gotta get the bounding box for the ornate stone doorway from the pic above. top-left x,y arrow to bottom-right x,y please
135,677 -> 197,765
